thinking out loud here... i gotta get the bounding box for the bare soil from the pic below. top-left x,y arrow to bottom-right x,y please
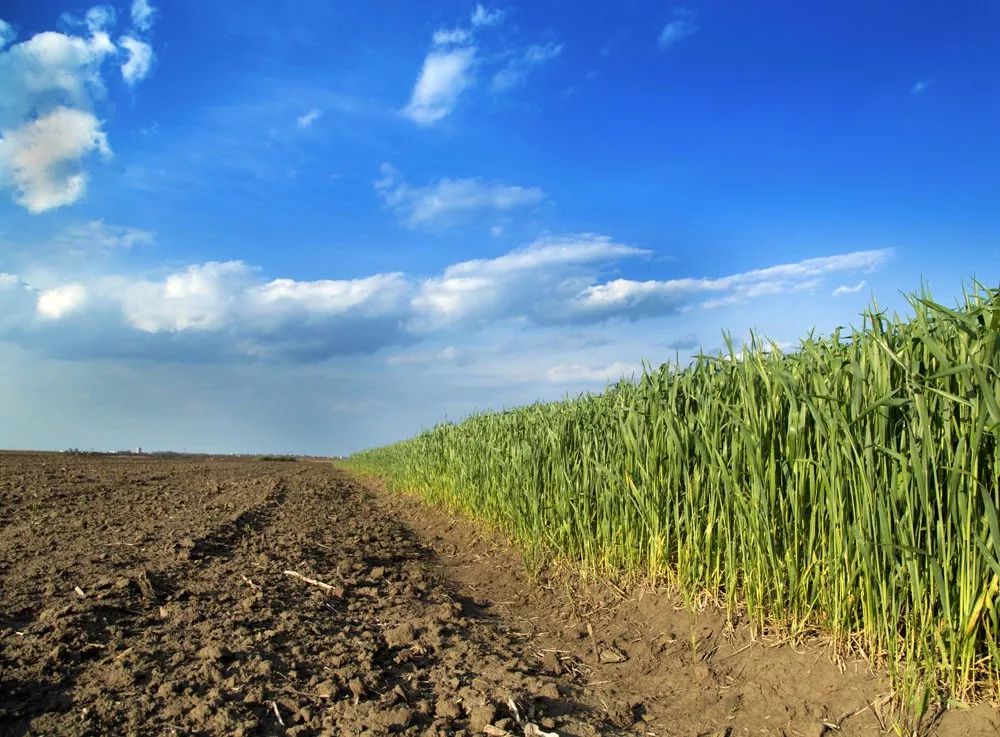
0,453 -> 996,737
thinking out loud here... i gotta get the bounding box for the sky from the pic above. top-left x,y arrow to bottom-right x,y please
0,1 -> 998,455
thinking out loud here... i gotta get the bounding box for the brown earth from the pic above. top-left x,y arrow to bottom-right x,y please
0,453 -> 997,737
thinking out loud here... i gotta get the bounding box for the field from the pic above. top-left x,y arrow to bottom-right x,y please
2,453 -> 998,736
347,289 -> 1000,723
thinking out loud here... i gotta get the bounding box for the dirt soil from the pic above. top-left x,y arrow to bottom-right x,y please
1,453 -> 997,737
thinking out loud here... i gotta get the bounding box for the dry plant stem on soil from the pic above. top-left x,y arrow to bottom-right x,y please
283,569 -> 340,594
344,283 -> 1000,711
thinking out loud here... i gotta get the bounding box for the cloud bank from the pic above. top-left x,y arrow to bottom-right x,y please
0,236 -> 892,363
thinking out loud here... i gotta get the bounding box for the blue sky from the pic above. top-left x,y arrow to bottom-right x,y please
0,1 -> 997,454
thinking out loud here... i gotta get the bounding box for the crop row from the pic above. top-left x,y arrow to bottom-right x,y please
347,285 -> 1000,703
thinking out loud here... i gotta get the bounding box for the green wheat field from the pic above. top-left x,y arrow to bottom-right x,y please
347,284 -> 1000,704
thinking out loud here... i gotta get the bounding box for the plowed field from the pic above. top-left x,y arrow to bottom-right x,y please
1,453 -> 996,736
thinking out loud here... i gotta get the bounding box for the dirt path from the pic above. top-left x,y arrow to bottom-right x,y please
1,454 -> 997,737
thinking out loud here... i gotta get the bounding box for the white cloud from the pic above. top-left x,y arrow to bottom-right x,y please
130,0 -> 156,32
432,28 -> 472,48
37,282 -> 87,319
0,107 -> 111,213
575,249 -> 892,319
470,5 -> 504,28
248,273 -> 409,317
444,235 -> 643,275
0,11 -> 157,211
912,78 -> 933,95
0,239 -> 893,364
11,261 -> 412,360
375,164 -> 545,229
833,279 -> 866,296
402,47 -> 476,125
119,261 -> 252,332
491,42 -> 563,92
57,220 -> 154,250
0,20 -> 15,50
296,108 -> 322,129
5,233 -> 646,350
546,361 -> 641,384
119,35 -> 153,85
658,9 -> 698,50
0,28 -> 116,128
403,5 -> 555,124
525,42 -> 562,64
59,6 -> 117,34
84,6 -> 117,33
410,234 -> 647,329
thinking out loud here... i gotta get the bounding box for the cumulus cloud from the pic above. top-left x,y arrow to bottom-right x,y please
658,8 -> 698,50
119,35 -> 153,85
1,261 -> 411,361
37,282 -> 88,319
0,240 -> 892,363
491,42 -> 563,93
247,273 -> 409,321
375,164 -> 545,229
410,235 -> 647,330
243,276 -> 413,360
130,0 -> 156,32
296,108 -> 322,129
0,27 -> 116,128
117,261 -> 251,332
0,107 -> 111,213
0,6 -> 157,212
